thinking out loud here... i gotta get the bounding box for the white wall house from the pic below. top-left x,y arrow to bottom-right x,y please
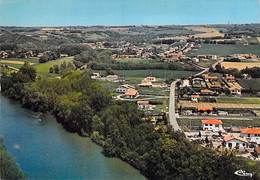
240,128 -> 260,144
201,119 -> 223,132
91,73 -> 101,79
137,101 -> 149,109
124,89 -> 139,99
229,87 -> 241,95
116,84 -> 135,93
145,77 -> 157,82
224,135 -> 248,149
106,75 -> 118,81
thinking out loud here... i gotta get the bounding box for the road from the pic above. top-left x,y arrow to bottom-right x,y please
168,57 -> 224,131
169,79 -> 181,131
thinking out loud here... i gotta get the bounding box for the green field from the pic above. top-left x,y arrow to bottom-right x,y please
238,78 -> 260,91
217,98 -> 260,104
0,58 -> 39,68
193,44 -> 260,56
97,70 -> 198,79
33,57 -> 73,74
247,38 -> 259,45
0,63 -> 23,69
114,58 -> 149,63
196,60 -> 217,68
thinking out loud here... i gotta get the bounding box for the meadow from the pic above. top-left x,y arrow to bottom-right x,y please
221,62 -> 260,70
0,58 -> 39,68
238,78 -> 260,91
33,57 -> 73,74
193,44 -> 260,56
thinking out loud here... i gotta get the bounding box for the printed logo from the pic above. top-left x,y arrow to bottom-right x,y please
234,170 -> 253,177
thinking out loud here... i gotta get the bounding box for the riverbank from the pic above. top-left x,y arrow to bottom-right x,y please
0,137 -> 25,179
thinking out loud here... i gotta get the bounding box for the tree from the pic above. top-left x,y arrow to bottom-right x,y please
53,65 -> 60,74
49,67 -> 54,73
39,55 -> 49,63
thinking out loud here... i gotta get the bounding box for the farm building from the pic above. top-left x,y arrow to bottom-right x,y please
240,128 -> 260,145
137,101 -> 150,110
91,73 -> 101,79
224,135 -> 248,149
197,107 -> 213,114
201,119 -> 223,132
139,79 -> 152,88
116,84 -> 135,93
229,86 -> 241,95
124,89 -> 139,99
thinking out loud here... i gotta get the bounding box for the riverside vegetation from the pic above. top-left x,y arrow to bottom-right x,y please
1,63 -> 260,179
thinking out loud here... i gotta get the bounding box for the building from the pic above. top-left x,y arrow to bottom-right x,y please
200,89 -> 214,95
240,128 -> 260,144
180,80 -> 191,88
116,84 -> 135,93
138,79 -> 153,88
202,74 -> 218,82
229,86 -> 241,95
124,89 -> 139,99
197,107 -> 213,114
137,101 -> 149,109
91,73 -> 101,79
201,119 -> 223,132
145,77 -> 157,82
191,95 -> 199,102
106,75 -> 118,81
224,135 -> 248,149
192,78 -> 205,86
224,74 -> 236,83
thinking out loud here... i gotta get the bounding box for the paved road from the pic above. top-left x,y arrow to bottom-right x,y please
169,79 -> 181,131
179,115 -> 257,120
168,57 -> 224,131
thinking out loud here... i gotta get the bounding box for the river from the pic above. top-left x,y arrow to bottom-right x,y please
0,0 -> 259,26
0,95 -> 145,179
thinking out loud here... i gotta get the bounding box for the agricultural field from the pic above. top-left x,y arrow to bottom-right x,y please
33,57 -> 73,75
238,78 -> 260,91
114,58 -> 149,63
0,58 -> 39,68
258,37 -> 260,43
221,62 -> 260,70
179,100 -> 260,110
216,97 -> 260,104
193,44 -> 260,56
247,37 -> 259,45
184,26 -> 224,38
196,59 -> 217,68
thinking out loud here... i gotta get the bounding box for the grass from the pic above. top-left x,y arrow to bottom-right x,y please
114,58 -> 149,63
33,57 -> 73,75
221,62 -> 260,70
238,78 -> 260,91
196,59 -> 217,68
178,118 -> 260,128
217,98 -> 260,104
193,44 -> 260,56
247,37 -> 259,45
0,58 -> 39,69
0,63 -> 23,69
97,70 -> 198,79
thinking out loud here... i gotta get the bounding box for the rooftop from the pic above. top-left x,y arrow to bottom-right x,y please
201,119 -> 222,124
240,128 -> 260,134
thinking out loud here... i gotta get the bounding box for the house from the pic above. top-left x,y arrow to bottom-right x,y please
197,107 -> 213,114
224,135 -> 248,149
145,77 -> 157,82
137,101 -> 150,109
202,74 -> 218,82
124,89 -> 139,99
192,78 -> 205,86
180,80 -> 191,88
229,86 -> 241,95
91,73 -> 101,79
192,57 -> 200,63
201,119 -> 223,132
139,79 -> 152,88
240,128 -> 260,144
224,74 -> 236,83
200,89 -> 214,95
116,84 -> 135,93
106,75 -> 118,81
191,95 -> 199,102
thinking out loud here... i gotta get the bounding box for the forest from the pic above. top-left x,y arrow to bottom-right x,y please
1,63 -> 260,179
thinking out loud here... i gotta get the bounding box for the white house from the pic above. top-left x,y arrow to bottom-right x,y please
240,128 -> 260,144
201,119 -> 223,132
180,80 -> 191,88
124,89 -> 139,99
116,84 -> 135,93
229,86 -> 241,95
145,77 -> 157,82
191,95 -> 199,102
137,101 -> 149,109
224,135 -> 248,149
91,73 -> 101,79
106,75 -> 118,81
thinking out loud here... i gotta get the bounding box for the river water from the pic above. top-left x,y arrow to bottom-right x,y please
0,0 -> 259,26
0,95 -> 145,179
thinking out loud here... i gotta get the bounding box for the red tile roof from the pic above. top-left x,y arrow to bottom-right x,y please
240,128 -> 260,134
137,101 -> 149,104
201,89 -> 213,93
224,135 -> 248,143
125,89 -> 138,96
197,107 -> 213,111
201,119 -> 222,124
